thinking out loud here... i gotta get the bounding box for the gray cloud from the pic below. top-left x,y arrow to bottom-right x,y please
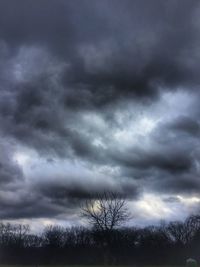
0,0 -> 200,224
0,142 -> 23,186
167,116 -> 200,136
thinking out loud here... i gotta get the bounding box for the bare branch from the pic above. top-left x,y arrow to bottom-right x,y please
81,191 -> 130,231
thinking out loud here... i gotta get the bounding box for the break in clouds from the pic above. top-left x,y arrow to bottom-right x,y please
0,0 -> 200,229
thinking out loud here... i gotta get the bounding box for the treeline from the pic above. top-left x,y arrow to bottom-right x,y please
1,215 -> 200,265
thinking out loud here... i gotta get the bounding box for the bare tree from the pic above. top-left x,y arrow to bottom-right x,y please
81,192 -> 130,264
81,191 -> 130,231
167,216 -> 200,246
43,225 -> 65,248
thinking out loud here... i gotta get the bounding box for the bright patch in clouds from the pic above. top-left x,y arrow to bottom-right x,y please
134,194 -> 173,219
137,117 -> 158,135
13,152 -> 30,167
177,195 -> 200,205
114,116 -> 159,145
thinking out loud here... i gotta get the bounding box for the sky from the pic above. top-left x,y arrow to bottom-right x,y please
0,0 -> 200,232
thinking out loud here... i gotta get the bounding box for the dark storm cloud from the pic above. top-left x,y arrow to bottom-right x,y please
118,114 -> 200,195
159,175 -> 200,195
0,171 -> 139,220
0,0 -> 200,107
0,0 -> 200,221
0,73 -> 105,160
60,0 -> 200,107
112,147 -> 193,174
167,116 -> 200,136
0,0 -> 199,116
0,189 -> 69,219
36,177 -> 139,201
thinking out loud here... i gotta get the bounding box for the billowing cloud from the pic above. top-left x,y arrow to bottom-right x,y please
0,0 -> 200,228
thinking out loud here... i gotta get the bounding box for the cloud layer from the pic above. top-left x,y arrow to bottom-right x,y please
0,0 -> 200,228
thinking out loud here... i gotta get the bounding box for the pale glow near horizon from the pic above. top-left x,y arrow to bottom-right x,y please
133,194 -> 173,219
177,195 -> 200,205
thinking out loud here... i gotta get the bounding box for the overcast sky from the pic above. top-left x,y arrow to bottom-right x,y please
0,0 -> 200,231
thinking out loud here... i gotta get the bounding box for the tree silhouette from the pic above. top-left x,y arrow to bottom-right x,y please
81,191 -> 130,231
81,191 -> 130,264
